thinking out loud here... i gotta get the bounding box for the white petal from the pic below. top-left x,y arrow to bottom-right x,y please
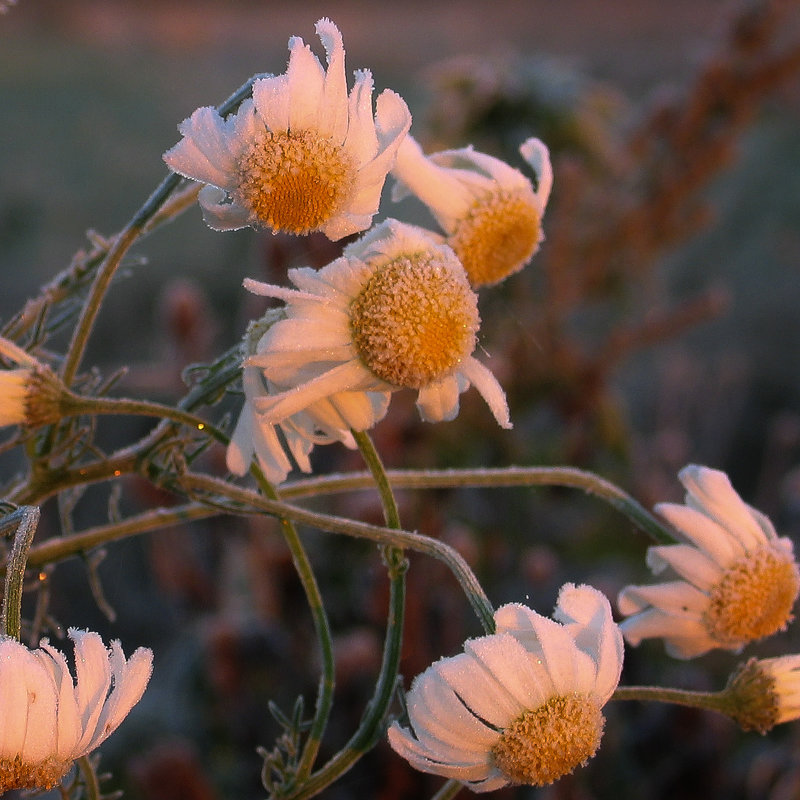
680,465 -> 767,552
519,137 -> 553,213
617,580 -> 707,616
88,643 -> 152,751
285,35 -> 326,131
163,106 -> 238,188
315,18 -> 348,141
618,608 -> 717,658
70,630 -> 113,754
198,186 -> 256,231
343,69 -> 379,164
458,356 -> 512,429
416,377 -> 460,423
226,399 -> 256,476
252,74 -> 291,132
655,503 -> 741,566
646,543 -> 721,590
0,640 -> 36,757
39,641 -> 82,758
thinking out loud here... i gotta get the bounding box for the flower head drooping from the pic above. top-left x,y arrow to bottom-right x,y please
226,310 -> 391,484
388,584 -> 623,792
0,629 -> 153,793
391,134 -> 552,287
163,19 -> 411,240
242,219 -> 511,431
618,465 -> 800,659
0,337 -> 67,429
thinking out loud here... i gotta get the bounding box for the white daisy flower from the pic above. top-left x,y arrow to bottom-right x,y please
226,311 -> 391,484
753,655 -> 800,726
241,219 -> 511,431
618,465 -> 800,659
0,629 -> 153,793
391,134 -> 552,287
388,583 -> 623,792
163,18 -> 411,240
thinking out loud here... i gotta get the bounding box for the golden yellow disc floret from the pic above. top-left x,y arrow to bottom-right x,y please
350,252 -> 479,388
0,755 -> 73,793
705,544 -> 800,646
491,694 -> 605,787
448,190 -> 541,288
234,129 -> 356,234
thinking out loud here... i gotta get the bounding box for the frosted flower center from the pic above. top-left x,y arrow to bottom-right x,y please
491,694 -> 605,787
0,755 -> 73,793
234,129 -> 357,234
350,252 -> 480,388
448,190 -> 541,288
705,544 -> 800,645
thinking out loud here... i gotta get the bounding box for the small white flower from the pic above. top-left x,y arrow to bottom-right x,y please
391,134 -> 552,287
163,18 -> 411,239
241,219 -> 511,432
0,336 -> 65,428
388,584 -> 623,792
0,629 -> 153,793
226,311 -> 391,484
618,465 -> 800,659
756,654 -> 800,725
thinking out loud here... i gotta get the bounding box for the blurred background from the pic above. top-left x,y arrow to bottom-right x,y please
2,1 -> 800,798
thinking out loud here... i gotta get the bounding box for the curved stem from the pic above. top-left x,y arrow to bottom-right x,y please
250,469 -> 334,785
281,466 -> 674,544
1,506 -> 40,639
612,685 -> 730,715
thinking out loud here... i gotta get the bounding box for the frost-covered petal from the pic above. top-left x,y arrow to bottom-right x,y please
646,543 -> 720,590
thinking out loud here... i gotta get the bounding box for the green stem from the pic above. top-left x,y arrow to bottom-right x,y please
76,755 -> 102,800
178,472 -> 495,630
250,470 -> 335,785
281,466 -> 674,544
430,780 -> 464,800
352,430 -> 401,529
1,506 -> 40,640
612,685 -> 730,715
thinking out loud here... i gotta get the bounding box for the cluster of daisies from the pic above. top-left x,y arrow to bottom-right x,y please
3,17 -> 800,797
159,19 -> 800,792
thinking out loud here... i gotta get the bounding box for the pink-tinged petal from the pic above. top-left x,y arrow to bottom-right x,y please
226,403 -> 256,477
18,658 -> 57,763
519,137 -> 553,213
198,186 -> 256,231
343,69 -> 379,164
618,609 -> 717,657
552,584 -> 623,702
406,667 -> 499,755
70,630 -> 112,754
327,389 -> 390,431
280,423 -> 315,474
417,377 -> 461,423
353,88 -> 411,176
646,543 -> 720,590
315,18 -> 348,141
680,465 -> 767,552
38,641 -> 82,759
458,356 -> 512,429
163,107 -> 238,188
617,580 -> 707,617
285,36 -> 325,131
655,503 -> 741,566
252,75 -> 291,133
391,136 -> 474,228
88,642 -> 152,751
0,640 -> 35,757
387,724 -> 496,784
253,361 -> 381,423
319,212 -> 376,241
461,635 -> 547,721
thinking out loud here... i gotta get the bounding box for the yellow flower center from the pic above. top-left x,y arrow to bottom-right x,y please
349,251 -> 479,388
491,693 -> 605,787
0,755 -> 72,793
234,129 -> 357,234
704,544 -> 800,646
448,190 -> 541,288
